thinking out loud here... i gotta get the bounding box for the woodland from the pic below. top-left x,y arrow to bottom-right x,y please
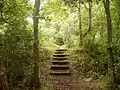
0,0 -> 120,90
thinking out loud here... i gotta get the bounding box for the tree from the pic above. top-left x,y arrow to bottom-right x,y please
78,0 -> 82,46
83,0 -> 92,37
103,0 -> 116,89
32,0 -> 41,89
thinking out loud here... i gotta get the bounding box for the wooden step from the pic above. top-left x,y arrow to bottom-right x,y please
56,49 -> 67,51
53,57 -> 67,60
52,61 -> 69,65
54,51 -> 65,54
50,72 -> 71,76
50,69 -> 70,72
50,65 -> 69,70
53,54 -> 68,57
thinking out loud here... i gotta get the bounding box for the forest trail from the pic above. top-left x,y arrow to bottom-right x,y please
50,49 -> 74,90
49,49 -> 104,90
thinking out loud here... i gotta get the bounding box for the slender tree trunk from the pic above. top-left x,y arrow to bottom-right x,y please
103,0 -> 116,89
83,0 -> 92,37
33,0 -> 41,89
88,0 -> 92,35
78,0 -> 82,46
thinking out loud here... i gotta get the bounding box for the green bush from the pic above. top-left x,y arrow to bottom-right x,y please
55,37 -> 64,46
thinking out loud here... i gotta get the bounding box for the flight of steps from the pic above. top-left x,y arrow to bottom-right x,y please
50,49 -> 71,76
49,49 -> 73,90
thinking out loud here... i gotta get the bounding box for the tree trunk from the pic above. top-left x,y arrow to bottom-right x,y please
78,0 -> 82,46
88,0 -> 92,35
0,63 -> 9,90
83,0 -> 92,37
33,0 -> 41,89
103,0 -> 116,89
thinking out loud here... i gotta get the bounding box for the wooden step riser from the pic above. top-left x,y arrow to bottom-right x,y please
53,55 -> 68,57
50,73 -> 71,76
52,62 -> 69,65
56,49 -> 67,51
50,67 -> 69,70
53,58 -> 68,60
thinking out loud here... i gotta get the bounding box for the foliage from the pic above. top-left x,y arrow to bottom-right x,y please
0,0 -> 33,89
0,0 -> 120,89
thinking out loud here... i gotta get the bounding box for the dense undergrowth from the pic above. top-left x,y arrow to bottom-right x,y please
0,44 -> 52,90
69,41 -> 120,89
